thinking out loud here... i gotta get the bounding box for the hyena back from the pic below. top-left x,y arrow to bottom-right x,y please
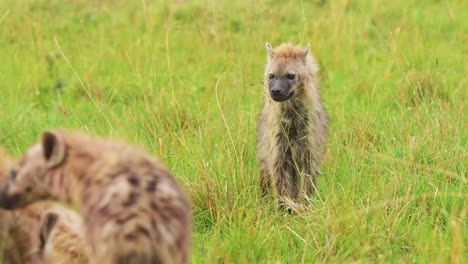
0,130 -> 191,264
257,42 -> 328,203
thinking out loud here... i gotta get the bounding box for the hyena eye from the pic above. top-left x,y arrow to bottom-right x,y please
10,170 -> 17,180
286,74 -> 296,80
268,74 -> 275,80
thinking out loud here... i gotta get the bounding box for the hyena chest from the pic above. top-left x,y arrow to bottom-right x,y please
274,114 -> 312,170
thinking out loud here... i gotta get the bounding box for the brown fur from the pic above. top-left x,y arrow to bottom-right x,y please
0,130 -> 191,264
257,43 -> 328,205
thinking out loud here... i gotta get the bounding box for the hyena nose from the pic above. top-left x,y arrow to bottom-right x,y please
270,88 -> 282,95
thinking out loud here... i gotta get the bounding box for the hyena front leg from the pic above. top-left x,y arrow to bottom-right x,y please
274,165 -> 301,211
259,160 -> 271,196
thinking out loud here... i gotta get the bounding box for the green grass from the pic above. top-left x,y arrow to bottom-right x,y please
0,0 -> 466,263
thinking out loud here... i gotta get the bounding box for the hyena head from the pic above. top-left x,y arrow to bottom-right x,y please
264,42 -> 317,102
0,131 -> 66,209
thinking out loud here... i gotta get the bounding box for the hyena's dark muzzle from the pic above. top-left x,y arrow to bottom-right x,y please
0,182 -> 22,209
269,78 -> 295,102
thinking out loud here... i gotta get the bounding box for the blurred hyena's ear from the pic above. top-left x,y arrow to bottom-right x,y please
303,43 -> 311,57
302,43 -> 311,64
39,211 -> 59,252
42,131 -> 66,168
265,42 -> 274,59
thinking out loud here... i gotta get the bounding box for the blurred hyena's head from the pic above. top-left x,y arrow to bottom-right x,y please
264,42 -> 318,102
0,131 -> 66,209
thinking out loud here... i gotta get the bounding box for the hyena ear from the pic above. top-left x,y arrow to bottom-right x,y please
42,131 -> 66,168
302,43 -> 311,64
265,42 -> 274,59
303,43 -> 311,57
39,211 -> 59,252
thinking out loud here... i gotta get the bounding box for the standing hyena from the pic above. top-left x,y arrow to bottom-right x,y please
257,42 -> 328,206
0,130 -> 191,264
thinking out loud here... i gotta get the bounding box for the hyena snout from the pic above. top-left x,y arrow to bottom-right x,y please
269,79 -> 294,102
0,185 -> 21,210
270,86 -> 283,96
0,175 -> 27,210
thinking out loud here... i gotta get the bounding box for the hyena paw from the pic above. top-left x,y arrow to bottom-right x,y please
277,198 -> 299,214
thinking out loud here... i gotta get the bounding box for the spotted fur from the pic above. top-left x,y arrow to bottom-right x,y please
0,130 -> 191,264
258,43 -> 328,205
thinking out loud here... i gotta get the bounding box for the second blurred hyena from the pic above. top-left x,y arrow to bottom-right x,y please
0,148 -> 37,264
257,42 -> 328,205
0,148 -> 86,264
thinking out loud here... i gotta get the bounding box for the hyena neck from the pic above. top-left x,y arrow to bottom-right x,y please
275,98 -> 310,145
43,167 -> 75,206
46,154 -> 96,208
276,96 -> 311,140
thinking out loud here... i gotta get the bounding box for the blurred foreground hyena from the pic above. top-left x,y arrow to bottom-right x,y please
257,42 -> 328,206
0,148 -> 88,264
0,130 -> 191,264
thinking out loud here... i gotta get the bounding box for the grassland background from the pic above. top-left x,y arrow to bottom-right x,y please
0,0 -> 466,263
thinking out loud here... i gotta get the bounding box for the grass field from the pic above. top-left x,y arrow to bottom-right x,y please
0,0 -> 466,263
